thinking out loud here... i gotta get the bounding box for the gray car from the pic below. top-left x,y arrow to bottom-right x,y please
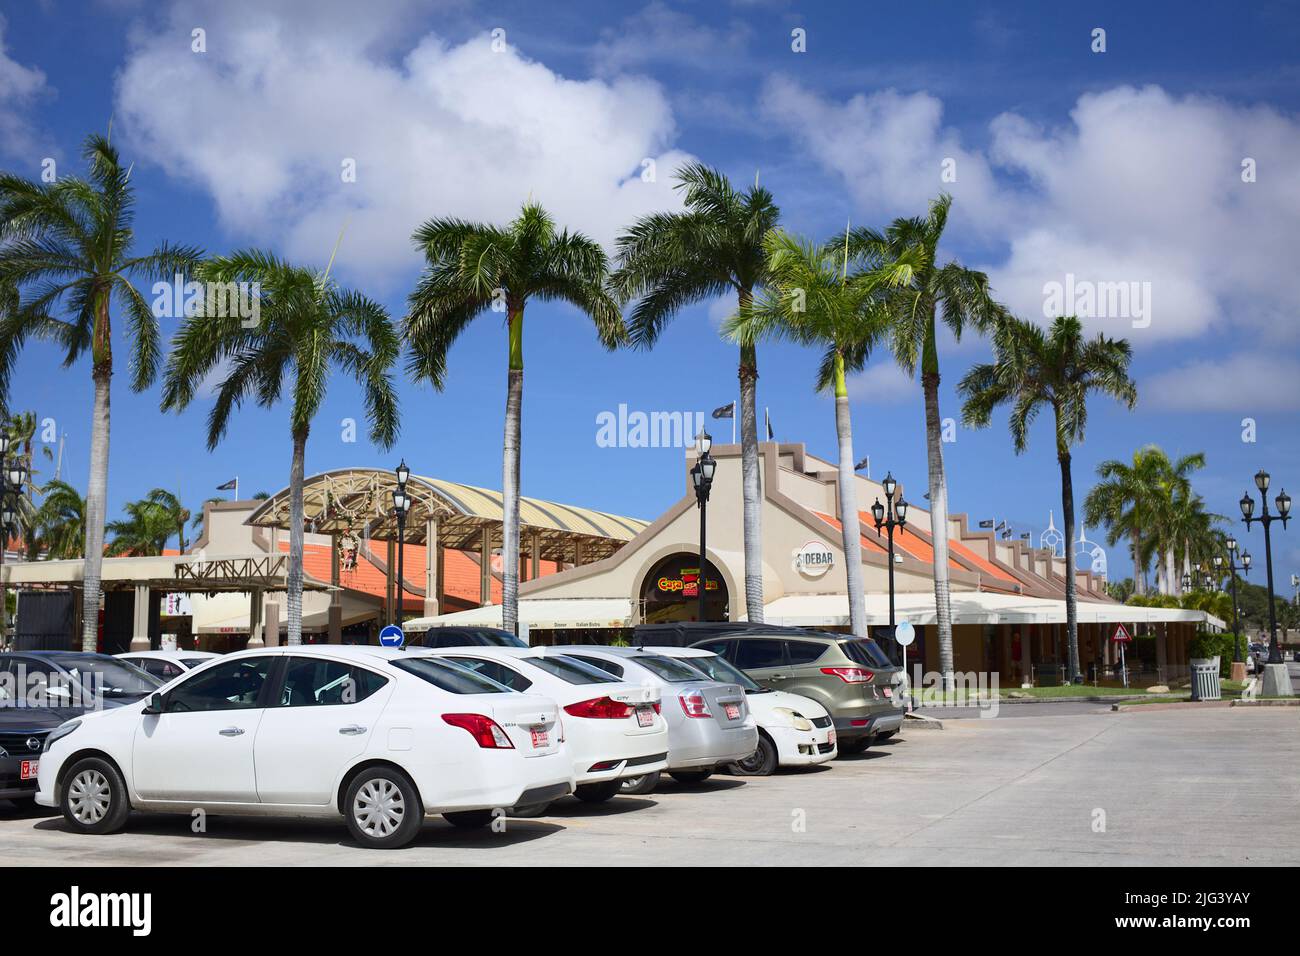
551,645 -> 758,793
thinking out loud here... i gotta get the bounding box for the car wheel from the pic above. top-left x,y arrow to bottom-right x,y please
574,780 -> 622,803
838,737 -> 872,755
876,730 -> 898,741
345,769 -> 423,849
728,733 -> 778,776
60,757 -> 130,835
441,809 -> 496,829
619,770 -> 661,795
669,769 -> 713,784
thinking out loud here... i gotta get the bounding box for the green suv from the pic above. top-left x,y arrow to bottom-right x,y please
692,631 -> 904,754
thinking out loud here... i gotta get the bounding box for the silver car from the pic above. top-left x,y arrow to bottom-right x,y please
551,645 -> 758,793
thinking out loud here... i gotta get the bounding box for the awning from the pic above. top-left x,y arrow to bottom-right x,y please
193,590 -> 377,634
405,598 -> 636,633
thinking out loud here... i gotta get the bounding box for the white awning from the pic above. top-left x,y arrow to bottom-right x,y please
193,591 -> 377,634
405,598 -> 636,633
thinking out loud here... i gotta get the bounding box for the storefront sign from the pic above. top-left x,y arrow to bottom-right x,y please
792,540 -> 835,577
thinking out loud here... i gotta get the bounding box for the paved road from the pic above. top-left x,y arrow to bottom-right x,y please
917,701 -> 1114,719
3,707 -> 1296,866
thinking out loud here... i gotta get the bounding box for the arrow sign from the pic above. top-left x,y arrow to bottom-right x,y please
1112,623 -> 1132,643
379,624 -> 405,648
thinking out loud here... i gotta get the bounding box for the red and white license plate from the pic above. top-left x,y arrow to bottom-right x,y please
883,686 -> 893,698
529,728 -> 549,749
724,703 -> 740,721
19,759 -> 38,780
635,706 -> 655,728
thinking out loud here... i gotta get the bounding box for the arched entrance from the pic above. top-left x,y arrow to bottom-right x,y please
639,552 -> 729,623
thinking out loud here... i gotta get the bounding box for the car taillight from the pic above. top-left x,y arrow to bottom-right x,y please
442,713 -> 514,748
821,666 -> 873,683
564,696 -> 634,719
679,693 -> 711,718
652,702 -> 661,714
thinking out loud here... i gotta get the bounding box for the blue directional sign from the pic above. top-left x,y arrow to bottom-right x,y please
379,624 -> 405,648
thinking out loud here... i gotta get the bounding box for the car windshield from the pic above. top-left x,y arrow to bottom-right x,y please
393,657 -> 512,694
475,630 -> 528,648
526,655 -> 618,685
60,656 -> 163,696
840,638 -> 893,669
633,654 -> 713,683
181,658 -> 211,668
676,654 -> 765,693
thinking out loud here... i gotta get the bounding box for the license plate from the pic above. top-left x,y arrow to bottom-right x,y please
20,759 -> 38,780
883,686 -> 893,698
529,728 -> 549,749
724,703 -> 740,721
635,706 -> 655,728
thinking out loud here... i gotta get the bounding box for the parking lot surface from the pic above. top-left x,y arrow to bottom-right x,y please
3,707 -> 1296,866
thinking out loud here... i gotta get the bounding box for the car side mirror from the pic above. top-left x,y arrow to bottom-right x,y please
142,693 -> 164,716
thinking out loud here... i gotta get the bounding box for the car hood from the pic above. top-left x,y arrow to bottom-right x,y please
747,690 -> 830,721
0,706 -> 87,731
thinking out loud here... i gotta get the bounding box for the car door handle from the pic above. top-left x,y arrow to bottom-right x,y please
769,674 -> 787,681
218,727 -> 245,737
338,725 -> 367,735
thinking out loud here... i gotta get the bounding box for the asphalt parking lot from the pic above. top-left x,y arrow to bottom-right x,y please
3,707 -> 1296,866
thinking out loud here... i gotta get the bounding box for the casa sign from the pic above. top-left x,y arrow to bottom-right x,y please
792,540 -> 835,578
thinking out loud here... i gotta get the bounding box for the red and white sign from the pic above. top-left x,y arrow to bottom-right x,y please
1112,623 -> 1133,643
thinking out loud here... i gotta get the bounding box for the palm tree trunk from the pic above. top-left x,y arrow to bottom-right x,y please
921,368 -> 955,690
1059,447 -> 1080,682
286,426 -> 308,646
80,367 -> 111,652
501,305 -> 524,635
833,355 -> 865,636
738,318 -> 764,622
1131,530 -> 1145,595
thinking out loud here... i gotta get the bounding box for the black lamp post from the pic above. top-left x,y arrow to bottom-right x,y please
1216,541 -> 1250,665
690,430 -> 716,623
870,471 -> 908,629
1240,469 -> 1290,665
391,459 -> 411,628
0,435 -> 26,646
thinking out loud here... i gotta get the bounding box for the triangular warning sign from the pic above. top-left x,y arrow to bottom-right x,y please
1112,622 -> 1132,643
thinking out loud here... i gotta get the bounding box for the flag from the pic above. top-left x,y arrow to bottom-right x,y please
764,408 -> 774,441
216,478 -> 237,491
996,520 -> 1008,531
1019,532 -> 1031,540
711,401 -> 735,420
978,519 -> 994,529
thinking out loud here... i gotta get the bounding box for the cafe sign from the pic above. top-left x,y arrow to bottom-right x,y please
792,540 -> 835,578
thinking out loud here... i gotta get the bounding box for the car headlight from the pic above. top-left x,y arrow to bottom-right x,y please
43,719 -> 81,751
772,707 -> 813,732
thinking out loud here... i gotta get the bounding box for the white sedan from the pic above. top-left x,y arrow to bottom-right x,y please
428,647 -> 669,803
116,650 -> 220,682
653,646 -> 837,774
37,646 -> 574,849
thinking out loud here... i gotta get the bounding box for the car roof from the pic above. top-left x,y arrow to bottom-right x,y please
549,644 -> 674,660
426,646 -> 540,660
118,650 -> 219,659
646,646 -> 713,657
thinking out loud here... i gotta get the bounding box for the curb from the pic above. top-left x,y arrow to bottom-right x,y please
1109,700 -> 1234,712
1230,698 -> 1300,707
903,712 -> 943,730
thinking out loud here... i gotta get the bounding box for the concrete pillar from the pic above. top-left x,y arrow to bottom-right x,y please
328,535 -> 342,644
530,532 -> 541,582
479,525 -> 491,606
424,516 -> 440,619
129,585 -> 151,652
574,539 -> 586,566
264,601 -> 280,648
246,588 -> 265,649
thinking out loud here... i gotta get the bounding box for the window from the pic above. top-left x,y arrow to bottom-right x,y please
165,657 -> 273,712
180,658 -> 212,669
633,655 -> 710,683
733,639 -> 786,670
693,640 -> 732,659
785,640 -> 828,666
443,657 -> 532,691
676,654 -> 763,692
527,655 -> 616,685
473,629 -> 528,648
565,655 -> 624,679
139,659 -> 186,680
392,657 -> 512,694
60,656 -> 162,698
279,657 -> 389,706
840,639 -> 893,669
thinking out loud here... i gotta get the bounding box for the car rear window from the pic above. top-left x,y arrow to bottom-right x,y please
527,655 -> 617,684
181,658 -> 211,668
733,639 -> 785,670
675,654 -> 762,692
840,638 -> 893,669
393,657 -> 512,694
633,655 -> 711,683
565,655 -> 624,678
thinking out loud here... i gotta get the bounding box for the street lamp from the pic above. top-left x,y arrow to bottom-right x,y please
0,438 -> 26,647
1221,538 -> 1250,666
1240,470 -> 1290,666
871,472 -> 908,630
391,462 -> 412,629
690,430 -> 716,622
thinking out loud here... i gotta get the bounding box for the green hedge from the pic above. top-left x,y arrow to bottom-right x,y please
1188,631 -> 1240,677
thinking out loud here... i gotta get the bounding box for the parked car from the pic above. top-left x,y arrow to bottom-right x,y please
2,651 -> 162,708
116,650 -> 221,681
405,625 -> 528,649
37,645 -> 574,849
427,646 -> 668,803
652,646 -> 836,774
550,645 -> 758,792
0,700 -> 84,807
689,631 -> 904,753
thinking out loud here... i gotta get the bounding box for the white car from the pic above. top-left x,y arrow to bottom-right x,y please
116,650 -> 220,682
428,647 -> 669,803
652,646 -> 837,774
37,646 -> 574,849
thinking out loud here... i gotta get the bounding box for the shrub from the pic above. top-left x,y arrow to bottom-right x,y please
1189,630 -> 1238,677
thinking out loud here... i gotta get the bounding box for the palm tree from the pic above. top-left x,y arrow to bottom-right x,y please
0,132 -> 201,650
105,496 -> 175,556
847,194 -> 1008,687
162,249 -> 400,645
725,229 -> 884,635
405,201 -> 621,634
959,315 -> 1137,682
611,164 -> 780,624
142,488 -> 190,552
32,479 -> 85,559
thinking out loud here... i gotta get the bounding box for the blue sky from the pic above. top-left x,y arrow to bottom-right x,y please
2,0 -> 1299,584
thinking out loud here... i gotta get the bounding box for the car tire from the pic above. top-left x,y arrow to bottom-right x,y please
838,737 -> 872,755
574,780 -> 623,803
668,769 -> 713,785
619,770 -> 661,795
728,733 -> 778,776
60,756 -> 130,835
344,768 -> 423,849
441,809 -> 496,829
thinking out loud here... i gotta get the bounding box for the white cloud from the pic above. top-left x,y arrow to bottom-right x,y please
847,361 -> 918,404
591,2 -> 752,76
0,13 -> 50,157
115,0 -> 695,281
1143,353 -> 1300,411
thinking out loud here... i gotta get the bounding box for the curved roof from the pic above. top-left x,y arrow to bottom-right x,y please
246,468 -> 648,562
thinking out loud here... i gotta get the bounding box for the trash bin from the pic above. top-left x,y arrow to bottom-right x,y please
1190,658 -> 1221,701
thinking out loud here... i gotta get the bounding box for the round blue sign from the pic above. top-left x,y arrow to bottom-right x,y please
379,624 -> 405,648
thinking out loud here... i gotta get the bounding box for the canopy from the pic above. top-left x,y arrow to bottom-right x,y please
404,597 -> 636,633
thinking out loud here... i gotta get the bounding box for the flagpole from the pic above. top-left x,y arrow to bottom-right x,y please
732,399 -> 737,445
